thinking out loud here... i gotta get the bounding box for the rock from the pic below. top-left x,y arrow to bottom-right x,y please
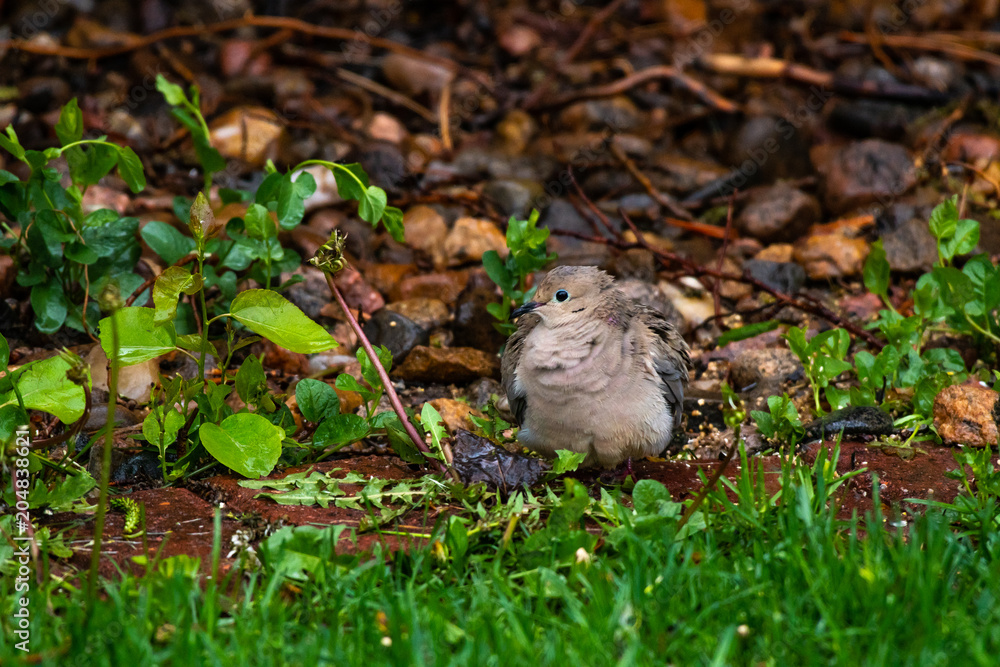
285,267 -> 332,319
499,23 -> 542,56
403,205 -> 449,269
382,52 -> 454,97
743,259 -> 807,294
933,384 -> 1000,447
754,243 -> 795,263
443,217 -> 508,267
18,76 -> 71,113
394,346 -> 501,384
737,183 -> 821,243
209,106 -> 284,167
359,140 -> 406,190
912,56 -> 961,92
879,206 -> 940,273
793,233 -> 869,279
727,115 -> 811,184
365,263 -> 420,297
493,109 -> 537,155
804,406 -> 895,441
382,298 -> 450,331
87,345 -> 159,402
730,348 -> 804,411
658,280 -> 715,333
468,377 -> 503,409
393,271 -> 469,304
820,139 -> 916,214
557,97 -> 642,133
427,398 -> 484,433
367,112 -> 408,144
452,274 -> 507,352
333,266 -> 385,314
944,131 -> 1000,166
542,199 -> 612,266
483,179 -> 541,219
361,309 -> 429,363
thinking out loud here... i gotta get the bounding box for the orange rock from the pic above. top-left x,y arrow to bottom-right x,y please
934,384 -> 1000,447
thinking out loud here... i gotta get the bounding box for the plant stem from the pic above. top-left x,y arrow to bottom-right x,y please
196,254 -> 209,382
88,310 -> 119,605
323,273 -> 456,481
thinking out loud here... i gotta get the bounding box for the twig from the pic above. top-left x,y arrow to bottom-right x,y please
439,81 -> 453,153
711,191 -> 738,320
535,65 -> 739,113
323,273 -> 457,481
336,68 -> 438,124
839,30 -> 1000,69
2,14 -> 458,71
609,143 -> 694,221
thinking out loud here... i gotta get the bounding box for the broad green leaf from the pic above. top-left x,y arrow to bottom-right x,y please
15,355 -> 87,423
358,185 -> 387,225
0,126 -> 25,161
55,98 -> 83,145
229,289 -> 337,354
0,403 -> 30,446
116,147 -> 146,193
199,412 -> 283,478
863,239 -> 890,298
312,413 -> 370,449
632,479 -> 672,515
30,282 -> 68,334
64,241 -> 100,265
155,75 -> 188,106
153,266 -> 203,325
142,406 -> 185,450
420,402 -> 446,449
381,205 -> 404,242
334,373 -> 372,400
295,379 -> 340,423
244,203 -> 276,240
141,221 -> 196,265
99,307 -> 177,365
928,196 -> 958,241
276,172 -> 316,229
235,354 -> 267,405
0,332 -> 8,369
332,163 -> 368,201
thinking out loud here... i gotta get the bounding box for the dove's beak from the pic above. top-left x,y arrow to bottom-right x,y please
511,301 -> 539,320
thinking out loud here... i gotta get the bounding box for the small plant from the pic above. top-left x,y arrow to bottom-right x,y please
750,393 -> 806,448
483,210 -> 555,335
783,326 -> 853,415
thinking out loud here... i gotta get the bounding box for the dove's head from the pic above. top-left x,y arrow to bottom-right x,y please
511,265 -> 615,327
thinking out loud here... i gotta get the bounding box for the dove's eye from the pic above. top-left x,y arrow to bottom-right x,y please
554,289 -> 570,302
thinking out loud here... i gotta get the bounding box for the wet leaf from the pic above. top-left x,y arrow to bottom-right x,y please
229,289 -> 338,354
200,412 -> 283,478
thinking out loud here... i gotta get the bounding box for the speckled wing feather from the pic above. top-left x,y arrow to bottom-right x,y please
500,313 -> 539,427
637,305 -> 690,430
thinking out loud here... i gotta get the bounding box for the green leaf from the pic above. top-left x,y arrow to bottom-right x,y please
334,373 -> 372,401
99,307 -> 177,365
55,98 -> 83,146
229,290 -> 338,354
244,203 -> 276,240
863,238 -> 890,298
942,218 -> 979,263
381,412 -> 424,464
357,345 -> 392,392
152,266 -> 203,325
632,479 -> 672,515
928,196 -> 958,241
142,406 -> 185,450
358,185 -> 387,225
64,241 -> 100,265
295,379 -> 340,423
552,449 -> 586,474
116,147 -> 146,193
0,332 -> 8,369
381,206 -> 404,243
15,355 -> 87,423
332,163 -> 368,201
141,221 -> 196,265
199,412 -> 283,478
0,403 -> 30,446
717,320 -> 780,347
312,413 -> 370,449
155,75 -> 188,106
0,126 -> 25,161
276,172 -> 316,229
420,402 -> 446,449
30,282 -> 68,334
235,354 -> 267,405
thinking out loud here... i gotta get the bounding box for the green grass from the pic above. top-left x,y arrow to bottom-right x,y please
4,449 -> 1000,666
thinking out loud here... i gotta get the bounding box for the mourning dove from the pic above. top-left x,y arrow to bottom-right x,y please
501,266 -> 689,469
